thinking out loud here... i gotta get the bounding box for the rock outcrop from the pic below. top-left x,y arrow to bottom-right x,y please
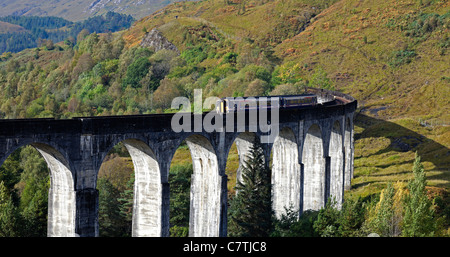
140,28 -> 179,54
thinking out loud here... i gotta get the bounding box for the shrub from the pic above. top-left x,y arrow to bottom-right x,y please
308,67 -> 334,90
271,207 -> 319,237
181,45 -> 208,65
221,52 -> 238,65
389,49 -> 417,67
122,57 -> 152,89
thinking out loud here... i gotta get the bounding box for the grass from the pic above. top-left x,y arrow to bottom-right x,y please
349,113 -> 450,201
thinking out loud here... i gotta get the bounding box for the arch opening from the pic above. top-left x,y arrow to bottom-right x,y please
231,132 -> 257,191
302,124 -> 325,211
97,139 -> 161,237
0,143 -> 75,237
168,140 -> 193,237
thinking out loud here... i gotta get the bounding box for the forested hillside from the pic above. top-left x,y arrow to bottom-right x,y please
0,12 -> 135,54
0,0 -> 448,237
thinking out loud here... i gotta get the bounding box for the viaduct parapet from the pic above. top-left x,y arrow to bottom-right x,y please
0,88 -> 357,237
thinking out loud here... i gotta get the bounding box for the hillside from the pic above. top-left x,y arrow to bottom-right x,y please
0,0 -> 448,232
0,21 -> 27,34
122,0 -> 450,191
0,0 -> 195,22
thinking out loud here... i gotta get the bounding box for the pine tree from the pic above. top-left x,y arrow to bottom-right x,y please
169,163 -> 192,236
117,172 -> 134,236
98,178 -> 128,237
402,153 -> 436,237
0,181 -> 20,237
313,197 -> 340,237
228,138 -> 272,237
337,197 -> 366,237
19,176 -> 49,237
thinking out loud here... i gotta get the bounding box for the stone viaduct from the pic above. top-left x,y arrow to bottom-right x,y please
0,88 -> 356,237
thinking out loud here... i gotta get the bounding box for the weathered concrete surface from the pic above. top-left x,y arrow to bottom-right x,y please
123,139 -> 162,237
33,143 -> 76,237
329,121 -> 344,208
272,127 -> 301,218
186,135 -> 222,237
0,88 -> 356,237
344,117 -> 354,191
302,124 -> 326,211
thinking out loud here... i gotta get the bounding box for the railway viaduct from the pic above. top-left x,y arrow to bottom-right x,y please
0,88 -> 356,237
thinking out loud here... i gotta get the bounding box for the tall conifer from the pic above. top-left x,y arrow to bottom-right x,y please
402,153 -> 436,236
228,137 -> 272,237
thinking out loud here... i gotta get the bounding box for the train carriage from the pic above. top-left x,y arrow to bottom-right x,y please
216,94 -> 317,114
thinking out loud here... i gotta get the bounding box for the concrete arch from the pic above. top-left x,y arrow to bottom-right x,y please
26,143 -> 75,237
302,124 -> 325,211
344,117 -> 353,190
329,120 -> 344,208
272,126 -> 301,218
185,134 -> 222,237
1,139 -> 73,171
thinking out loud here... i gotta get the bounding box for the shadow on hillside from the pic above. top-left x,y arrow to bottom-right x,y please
353,113 -> 450,188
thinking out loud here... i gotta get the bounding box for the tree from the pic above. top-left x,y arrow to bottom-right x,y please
308,67 -> 333,90
45,39 -> 54,51
153,77 -> 183,110
271,206 -> 319,237
365,182 -> 404,237
313,197 -> 341,237
337,197 -> 366,237
19,176 -> 49,236
77,29 -> 90,43
402,153 -> 437,236
245,79 -> 268,96
72,53 -> 94,80
169,163 -> 192,237
118,172 -> 135,237
122,56 -> 152,89
228,138 -> 272,237
18,146 -> 50,236
0,181 -> 20,237
98,178 -> 129,237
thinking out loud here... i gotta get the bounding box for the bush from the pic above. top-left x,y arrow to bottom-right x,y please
389,49 -> 417,67
221,52 -> 238,65
271,207 -> 319,237
309,67 -> 334,90
181,45 -> 208,65
122,57 -> 152,89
